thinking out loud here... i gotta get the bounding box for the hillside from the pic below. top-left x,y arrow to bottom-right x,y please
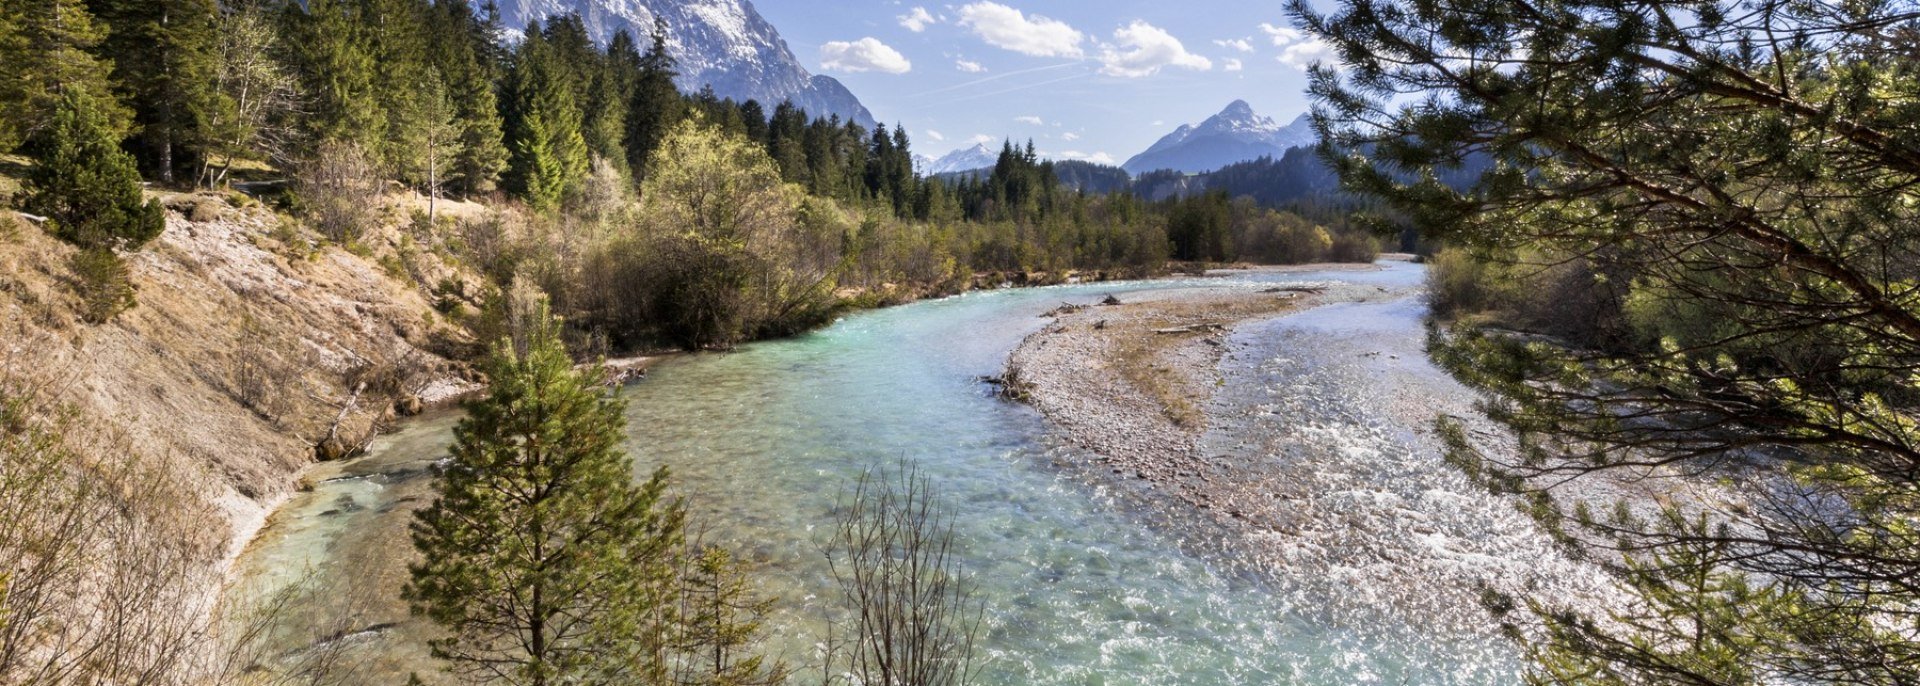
0,188 -> 483,674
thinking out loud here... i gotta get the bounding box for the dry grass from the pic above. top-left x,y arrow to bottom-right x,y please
1100,294 -> 1306,429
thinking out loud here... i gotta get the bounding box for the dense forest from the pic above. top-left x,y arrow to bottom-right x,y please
0,0 -> 1383,352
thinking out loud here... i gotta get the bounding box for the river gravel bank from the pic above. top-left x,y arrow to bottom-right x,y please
1004,262 -> 1624,646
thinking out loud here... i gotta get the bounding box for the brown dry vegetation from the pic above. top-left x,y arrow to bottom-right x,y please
0,188 -> 480,682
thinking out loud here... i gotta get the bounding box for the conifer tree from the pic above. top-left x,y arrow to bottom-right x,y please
22,88 -> 164,251
624,17 -> 684,181
0,0 -> 126,152
424,0 -> 507,196
362,0 -> 435,179
406,298 -> 685,686
503,23 -> 588,212
279,0 -> 383,150
88,0 -> 221,184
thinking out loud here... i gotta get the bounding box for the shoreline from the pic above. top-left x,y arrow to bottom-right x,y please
1002,263 -> 1424,552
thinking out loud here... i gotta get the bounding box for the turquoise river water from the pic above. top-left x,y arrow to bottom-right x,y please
225,261 -> 1596,685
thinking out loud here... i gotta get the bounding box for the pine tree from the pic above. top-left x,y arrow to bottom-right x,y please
88,0 -> 221,184
406,298 -> 685,686
503,23 -> 588,212
0,0 -> 127,152
22,88 -> 164,251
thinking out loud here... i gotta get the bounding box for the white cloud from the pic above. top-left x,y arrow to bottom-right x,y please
1061,132 -> 1079,141
1098,20 -> 1211,78
955,58 -> 987,73
926,129 -> 946,141
1277,40 -> 1337,71
1260,22 -> 1337,71
1223,58 -> 1243,72
819,37 -> 913,74
1056,150 -> 1116,165
1258,23 -> 1304,45
1214,38 -> 1253,53
898,7 -> 938,32
968,134 -> 996,145
1014,115 -> 1045,125
956,2 -> 1084,58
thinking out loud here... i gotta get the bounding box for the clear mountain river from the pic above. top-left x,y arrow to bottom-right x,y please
224,260 -> 1607,684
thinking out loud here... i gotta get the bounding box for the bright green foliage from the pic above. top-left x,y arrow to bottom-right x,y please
503,23 -> 589,213
1297,0 -> 1920,681
22,89 -> 164,251
279,0 -> 383,150
88,0 -> 221,184
406,300 -> 686,686
0,0 -> 127,152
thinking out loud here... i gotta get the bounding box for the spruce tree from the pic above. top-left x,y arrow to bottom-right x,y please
406,299 -> 685,686
279,0 -> 383,150
0,0 -> 126,152
623,17 -> 684,181
22,88 -> 164,251
88,0 -> 221,184
502,25 -> 588,212
424,0 -> 507,196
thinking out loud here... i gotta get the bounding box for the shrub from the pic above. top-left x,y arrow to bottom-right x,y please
293,142 -> 380,244
21,90 -> 164,251
69,248 -> 136,323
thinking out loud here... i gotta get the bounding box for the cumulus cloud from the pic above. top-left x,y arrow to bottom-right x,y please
956,2 -> 1084,58
968,133 -> 997,146
1014,115 -> 1045,125
1061,132 -> 1079,141
819,37 -> 912,74
1260,22 -> 1337,71
898,6 -> 938,32
1258,23 -> 1304,45
925,130 -> 946,141
955,58 -> 987,73
1098,20 -> 1211,78
1223,58 -> 1243,72
1277,41 -> 1337,70
1214,38 -> 1253,53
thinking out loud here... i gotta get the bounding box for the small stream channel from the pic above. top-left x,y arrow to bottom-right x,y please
223,261 -> 1599,684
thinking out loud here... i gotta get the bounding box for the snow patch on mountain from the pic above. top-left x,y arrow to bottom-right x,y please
1122,100 -> 1315,175
492,0 -> 877,129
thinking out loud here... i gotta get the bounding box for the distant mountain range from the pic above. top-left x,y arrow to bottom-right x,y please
1121,100 -> 1316,175
491,0 -> 877,129
920,143 -> 1001,176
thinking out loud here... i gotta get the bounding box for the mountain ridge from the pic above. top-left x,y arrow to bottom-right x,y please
1122,101 -> 1315,175
492,0 -> 878,129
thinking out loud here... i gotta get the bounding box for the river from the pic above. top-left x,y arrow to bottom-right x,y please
223,260 -> 1599,684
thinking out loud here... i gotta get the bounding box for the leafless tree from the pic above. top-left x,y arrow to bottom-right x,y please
822,464 -> 983,686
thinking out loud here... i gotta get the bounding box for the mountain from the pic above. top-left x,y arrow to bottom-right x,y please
1121,100 -> 1315,175
492,0 -> 877,129
923,143 -> 1000,175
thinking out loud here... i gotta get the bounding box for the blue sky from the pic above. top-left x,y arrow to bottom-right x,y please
753,1 -> 1336,164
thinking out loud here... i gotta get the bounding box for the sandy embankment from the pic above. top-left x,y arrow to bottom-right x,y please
1003,264 -> 1411,521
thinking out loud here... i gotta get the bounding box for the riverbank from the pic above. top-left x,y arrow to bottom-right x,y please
1003,259 -> 1626,646
1004,262 -> 1410,507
